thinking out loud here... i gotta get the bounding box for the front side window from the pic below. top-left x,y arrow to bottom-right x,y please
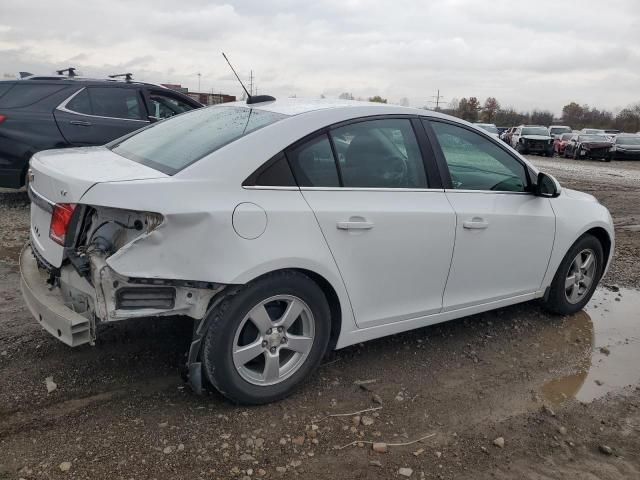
430,121 -> 528,192
148,92 -> 194,119
111,106 -> 287,174
330,118 -> 427,188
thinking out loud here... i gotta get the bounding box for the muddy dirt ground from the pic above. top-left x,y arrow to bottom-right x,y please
0,156 -> 639,480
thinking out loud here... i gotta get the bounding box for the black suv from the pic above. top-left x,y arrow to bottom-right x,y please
0,75 -> 202,188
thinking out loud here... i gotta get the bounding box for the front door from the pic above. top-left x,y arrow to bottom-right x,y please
426,119 -> 556,310
288,118 -> 456,328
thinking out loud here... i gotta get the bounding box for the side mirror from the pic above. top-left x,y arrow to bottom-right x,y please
148,115 -> 160,123
535,172 -> 561,198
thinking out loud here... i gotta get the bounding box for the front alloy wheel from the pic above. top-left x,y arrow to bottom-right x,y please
564,249 -> 596,304
542,233 -> 603,315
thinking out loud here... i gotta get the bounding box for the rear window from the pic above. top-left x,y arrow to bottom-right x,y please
0,83 -> 67,108
111,106 -> 287,174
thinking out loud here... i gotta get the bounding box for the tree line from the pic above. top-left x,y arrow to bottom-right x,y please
336,92 -> 640,132
439,96 -> 640,132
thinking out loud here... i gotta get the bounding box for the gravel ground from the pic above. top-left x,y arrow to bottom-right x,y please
0,156 -> 639,480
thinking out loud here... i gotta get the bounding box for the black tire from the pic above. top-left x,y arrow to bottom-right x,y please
542,234 -> 604,315
202,271 -> 331,404
573,148 -> 579,160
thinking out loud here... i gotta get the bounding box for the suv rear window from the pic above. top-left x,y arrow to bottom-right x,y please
0,84 -> 67,108
110,106 -> 287,174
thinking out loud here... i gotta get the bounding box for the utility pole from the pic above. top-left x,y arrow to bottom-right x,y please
249,70 -> 253,96
429,89 -> 444,110
197,72 -> 201,92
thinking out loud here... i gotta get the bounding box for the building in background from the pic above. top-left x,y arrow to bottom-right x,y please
161,84 -> 236,105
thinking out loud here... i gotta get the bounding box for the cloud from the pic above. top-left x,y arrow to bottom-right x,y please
1,0 -> 639,113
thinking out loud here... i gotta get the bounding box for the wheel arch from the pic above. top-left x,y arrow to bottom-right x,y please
583,226 -> 612,270
237,267 -> 345,351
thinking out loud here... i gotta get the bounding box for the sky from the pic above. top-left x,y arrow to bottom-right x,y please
1,0 -> 639,115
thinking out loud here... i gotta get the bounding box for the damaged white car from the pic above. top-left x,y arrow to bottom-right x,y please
21,97 -> 614,404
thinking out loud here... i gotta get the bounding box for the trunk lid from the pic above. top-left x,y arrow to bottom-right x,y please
28,146 -> 167,267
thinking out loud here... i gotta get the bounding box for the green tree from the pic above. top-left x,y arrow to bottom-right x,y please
481,97 -> 500,123
530,110 -> 554,126
561,102 -> 585,129
615,105 -> 640,132
457,97 -> 481,122
368,95 -> 387,103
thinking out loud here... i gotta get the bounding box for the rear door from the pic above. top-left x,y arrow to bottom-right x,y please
54,86 -> 149,146
425,119 -> 555,310
291,117 -> 456,328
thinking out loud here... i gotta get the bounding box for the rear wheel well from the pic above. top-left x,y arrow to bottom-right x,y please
244,268 -> 342,351
291,269 -> 341,351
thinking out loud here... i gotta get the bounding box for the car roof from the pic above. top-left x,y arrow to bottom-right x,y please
221,97 -> 442,118
0,77 -> 168,89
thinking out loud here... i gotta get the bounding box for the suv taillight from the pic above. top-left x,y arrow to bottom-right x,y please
49,203 -> 77,245
0,114 -> 6,124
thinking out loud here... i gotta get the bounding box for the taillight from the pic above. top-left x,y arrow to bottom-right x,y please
49,203 -> 77,245
0,114 -> 6,124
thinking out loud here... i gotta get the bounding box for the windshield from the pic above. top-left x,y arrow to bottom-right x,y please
522,127 -> 549,136
582,129 -> 604,134
550,126 -> 571,135
561,133 -> 574,141
476,124 -> 498,134
579,135 -> 608,142
111,106 -> 288,174
616,136 -> 640,145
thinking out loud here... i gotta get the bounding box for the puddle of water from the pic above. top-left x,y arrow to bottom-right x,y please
541,287 -> 640,405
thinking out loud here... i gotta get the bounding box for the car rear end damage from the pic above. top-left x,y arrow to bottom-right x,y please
21,150 -> 225,347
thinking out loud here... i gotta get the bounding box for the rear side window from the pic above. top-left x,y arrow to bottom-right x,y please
330,118 -> 427,188
0,84 -> 67,108
87,87 -> 144,120
287,134 -> 340,187
66,89 -> 92,114
111,106 -> 287,174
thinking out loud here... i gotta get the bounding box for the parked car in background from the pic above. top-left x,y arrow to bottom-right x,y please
609,134 -> 640,161
554,132 -> 574,156
501,127 -> 516,144
511,125 -> 554,156
497,126 -> 509,136
474,122 -> 500,139
0,73 -> 203,188
20,98 -> 614,404
604,129 -> 621,136
580,128 -> 606,135
549,125 -> 572,138
564,134 -> 613,161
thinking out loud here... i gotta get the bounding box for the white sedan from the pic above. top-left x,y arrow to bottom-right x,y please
21,98 -> 614,404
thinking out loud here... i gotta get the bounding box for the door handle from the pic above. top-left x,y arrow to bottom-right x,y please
70,120 -> 92,126
463,217 -> 489,230
337,221 -> 374,230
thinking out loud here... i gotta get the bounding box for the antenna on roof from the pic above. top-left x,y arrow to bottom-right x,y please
109,73 -> 134,82
222,53 -> 250,99
221,53 -> 275,105
56,67 -> 77,77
